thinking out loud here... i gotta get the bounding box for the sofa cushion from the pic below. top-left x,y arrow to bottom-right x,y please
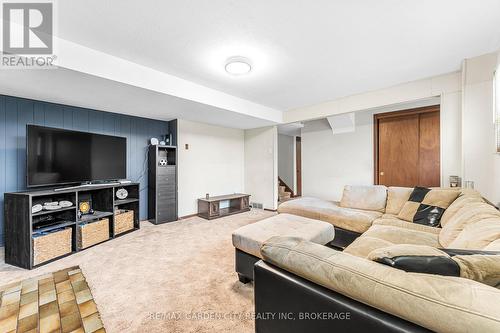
277,197 -> 326,220
381,213 -> 400,219
231,213 -> 334,258
318,207 -> 383,233
368,244 -> 449,260
341,236 -> 394,258
373,218 -> 441,235
398,187 -> 460,227
440,191 -> 484,227
360,225 -> 440,247
278,197 -> 382,233
385,187 -> 413,215
485,239 -> 500,251
439,202 -> 500,248
261,237 -> 500,333
453,255 -> 500,288
344,225 -> 440,258
339,185 -> 387,212
447,218 -> 500,250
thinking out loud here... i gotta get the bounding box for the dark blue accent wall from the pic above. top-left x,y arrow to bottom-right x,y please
0,95 -> 169,245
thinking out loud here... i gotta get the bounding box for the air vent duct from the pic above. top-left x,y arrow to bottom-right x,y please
326,112 -> 355,135
250,202 -> 263,209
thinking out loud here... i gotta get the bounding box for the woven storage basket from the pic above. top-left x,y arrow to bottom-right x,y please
114,210 -> 134,235
78,218 -> 110,249
33,228 -> 72,265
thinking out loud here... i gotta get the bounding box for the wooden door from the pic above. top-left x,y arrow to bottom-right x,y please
378,115 -> 420,187
375,106 -> 440,187
296,137 -> 302,196
418,112 -> 441,186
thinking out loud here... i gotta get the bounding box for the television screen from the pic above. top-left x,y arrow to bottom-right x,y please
27,125 -> 127,187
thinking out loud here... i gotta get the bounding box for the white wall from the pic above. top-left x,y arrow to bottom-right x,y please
301,97 -> 462,201
496,51 -> 500,205
177,119 -> 245,216
302,112 -> 374,201
440,91 -> 463,185
286,71 -> 464,202
298,51 -> 500,205
462,52 -> 499,205
285,72 -> 461,123
174,52 -> 499,212
278,134 -> 295,192
244,127 -> 278,210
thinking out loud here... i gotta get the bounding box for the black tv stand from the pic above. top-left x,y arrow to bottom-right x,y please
4,182 -> 140,269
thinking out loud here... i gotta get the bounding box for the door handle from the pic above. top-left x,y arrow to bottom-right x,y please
380,172 -> 385,176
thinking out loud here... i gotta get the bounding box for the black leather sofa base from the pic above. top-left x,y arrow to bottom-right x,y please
254,261 -> 432,333
328,226 -> 361,249
235,248 -> 260,283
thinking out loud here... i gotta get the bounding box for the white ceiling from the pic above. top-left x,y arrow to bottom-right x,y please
56,0 -> 500,111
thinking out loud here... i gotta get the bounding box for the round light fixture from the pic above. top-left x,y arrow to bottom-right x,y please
225,57 -> 252,75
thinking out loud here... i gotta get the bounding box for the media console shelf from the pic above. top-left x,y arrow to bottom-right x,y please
198,193 -> 250,220
4,182 -> 140,269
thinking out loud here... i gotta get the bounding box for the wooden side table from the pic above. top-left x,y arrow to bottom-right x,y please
198,193 -> 250,220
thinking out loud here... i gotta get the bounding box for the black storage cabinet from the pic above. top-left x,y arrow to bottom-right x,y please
148,145 -> 178,224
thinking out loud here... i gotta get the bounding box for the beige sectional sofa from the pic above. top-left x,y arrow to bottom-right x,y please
278,185 -> 390,233
344,188 -> 500,257
277,196 -> 383,233
259,236 -> 500,333
254,185 -> 500,332
278,186 -> 489,245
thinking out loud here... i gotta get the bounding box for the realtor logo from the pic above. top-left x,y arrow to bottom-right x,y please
2,2 -> 53,54
1,1 -> 56,68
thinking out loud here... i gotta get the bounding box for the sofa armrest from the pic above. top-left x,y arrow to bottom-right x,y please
261,236 -> 500,333
254,260 -> 431,333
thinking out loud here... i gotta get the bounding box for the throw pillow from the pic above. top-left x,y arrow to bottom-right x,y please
368,244 -> 460,276
397,187 -> 459,227
369,245 -> 500,287
374,255 -> 461,276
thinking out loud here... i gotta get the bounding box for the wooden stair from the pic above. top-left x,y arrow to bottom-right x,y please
278,177 -> 294,203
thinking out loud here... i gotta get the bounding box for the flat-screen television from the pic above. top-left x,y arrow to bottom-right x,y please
27,125 -> 127,187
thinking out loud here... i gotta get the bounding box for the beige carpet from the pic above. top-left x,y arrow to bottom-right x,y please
0,209 -> 276,333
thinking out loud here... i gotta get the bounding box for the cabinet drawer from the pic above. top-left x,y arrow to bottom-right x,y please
157,206 -> 176,221
158,205 -> 176,214
157,197 -> 176,204
158,166 -> 176,175
157,189 -> 175,195
157,183 -> 176,191
157,176 -> 175,184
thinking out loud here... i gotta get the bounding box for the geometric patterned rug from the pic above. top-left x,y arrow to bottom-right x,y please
0,266 -> 105,333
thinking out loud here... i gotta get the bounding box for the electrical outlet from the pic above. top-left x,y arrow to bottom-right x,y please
185,144 -> 189,150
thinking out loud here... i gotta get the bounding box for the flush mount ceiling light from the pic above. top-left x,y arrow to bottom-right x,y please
225,57 -> 252,75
